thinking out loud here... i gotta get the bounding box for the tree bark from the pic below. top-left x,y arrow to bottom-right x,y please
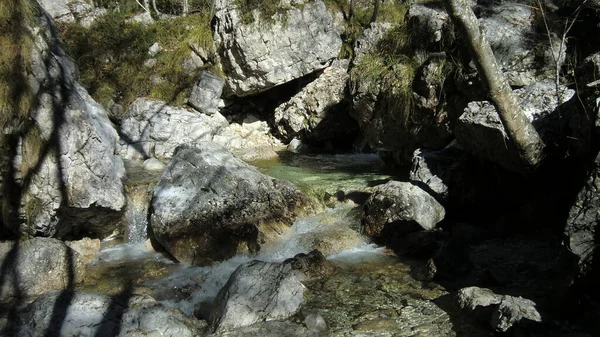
445,0 -> 545,170
370,0 -> 380,24
349,0 -> 355,20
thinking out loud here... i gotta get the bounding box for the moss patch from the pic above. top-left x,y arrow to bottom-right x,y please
58,10 -> 216,110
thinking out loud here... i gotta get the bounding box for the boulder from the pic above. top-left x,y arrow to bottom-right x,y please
118,98 -> 229,160
11,291 -> 205,336
273,60 -> 358,146
213,0 -> 341,97
209,250 -> 332,332
38,0 -> 105,26
478,2 -> 564,86
361,181 -> 445,240
188,72 -> 225,115
0,238 -> 86,300
19,10 -> 125,238
457,286 -> 542,332
149,143 -> 309,264
455,80 -> 574,172
213,116 -> 285,161
565,152 -> 600,275
406,3 -> 451,50
352,22 -> 393,65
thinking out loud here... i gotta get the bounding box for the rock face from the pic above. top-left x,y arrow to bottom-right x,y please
352,22 -> 393,65
0,238 -> 85,300
478,2 -> 563,86
118,98 -> 229,160
361,181 -> 445,240
12,291 -> 205,336
565,152 -> 600,275
213,0 -> 341,97
149,143 -> 308,264
209,250 -> 332,332
188,71 -> 225,115
38,0 -> 106,27
457,286 -> 542,332
406,3 -> 450,49
273,60 -> 358,146
455,80 -> 574,172
20,9 -> 125,238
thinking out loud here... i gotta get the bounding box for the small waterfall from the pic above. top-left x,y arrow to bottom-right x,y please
124,184 -> 152,244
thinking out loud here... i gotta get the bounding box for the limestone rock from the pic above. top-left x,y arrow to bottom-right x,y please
361,181 -> 445,240
38,0 -> 105,26
565,152 -> 600,275
406,3 -> 450,49
19,11 -> 125,238
188,71 -> 225,115
455,80 -> 574,172
273,60 -> 358,145
209,250 -> 331,332
213,0 -> 341,97
352,22 -> 393,65
479,2 -> 563,86
457,286 -> 541,332
118,98 -> 229,160
12,291 -> 205,336
0,238 -> 85,300
149,143 -> 308,264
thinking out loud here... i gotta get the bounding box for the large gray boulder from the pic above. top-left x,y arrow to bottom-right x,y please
565,152 -> 600,275
149,143 -> 309,264
118,98 -> 229,160
209,250 -> 333,332
361,181 -> 445,240
457,286 -> 542,332
455,80 -> 574,172
213,0 -> 341,97
0,238 -> 86,300
19,9 -> 125,238
38,0 -> 105,27
273,60 -> 356,145
12,291 -> 205,336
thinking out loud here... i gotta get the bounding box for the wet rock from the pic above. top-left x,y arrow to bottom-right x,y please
304,313 -> 327,333
12,291 -> 205,336
0,238 -> 85,300
457,286 -> 542,332
149,142 -> 309,264
64,237 -> 101,265
19,10 -> 125,238
212,321 -> 319,337
565,152 -> 600,275
361,181 -> 445,240
273,60 -> 358,146
118,98 -> 229,160
188,71 -> 225,115
455,80 -> 574,172
213,0 -> 341,96
209,250 -> 331,332
213,117 -> 285,161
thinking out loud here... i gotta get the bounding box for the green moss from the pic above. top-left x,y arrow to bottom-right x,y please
59,11 -> 215,109
234,0 -> 299,25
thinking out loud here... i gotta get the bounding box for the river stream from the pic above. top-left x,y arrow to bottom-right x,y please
77,153 -> 489,336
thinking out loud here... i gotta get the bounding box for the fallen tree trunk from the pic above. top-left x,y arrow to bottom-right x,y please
445,0 -> 545,171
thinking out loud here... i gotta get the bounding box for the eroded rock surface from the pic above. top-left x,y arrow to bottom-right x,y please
213,0 -> 341,96
149,142 -> 309,264
19,9 -> 125,238
0,238 -> 85,300
273,60 -> 358,146
209,250 -> 332,332
361,181 -> 445,240
11,291 -> 205,336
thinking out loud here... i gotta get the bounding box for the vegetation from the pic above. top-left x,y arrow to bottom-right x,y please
323,0 -> 410,59
58,9 -> 216,110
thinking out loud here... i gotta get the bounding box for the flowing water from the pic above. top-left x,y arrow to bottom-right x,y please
79,153 -> 488,336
